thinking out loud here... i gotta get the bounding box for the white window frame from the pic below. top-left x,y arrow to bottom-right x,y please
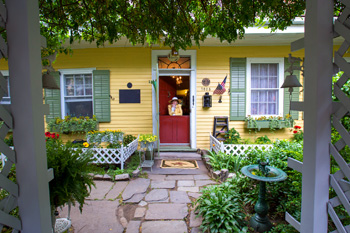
59,68 -> 96,118
0,70 -> 10,104
246,58 -> 284,117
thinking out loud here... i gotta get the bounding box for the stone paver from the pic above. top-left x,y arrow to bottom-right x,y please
169,191 -> 191,203
151,180 -> 176,189
139,201 -> 147,206
177,180 -> 195,187
126,220 -> 141,233
105,181 -> 128,200
195,180 -> 216,187
188,192 -> 202,199
189,210 -> 203,227
191,227 -> 203,233
145,203 -> 188,220
134,207 -> 146,218
165,175 -> 194,180
59,200 -> 123,233
194,174 -> 211,180
141,221 -> 188,233
145,189 -> 169,202
124,193 -> 146,203
177,186 -> 199,192
122,178 -> 150,201
148,174 -> 166,180
87,181 -> 114,200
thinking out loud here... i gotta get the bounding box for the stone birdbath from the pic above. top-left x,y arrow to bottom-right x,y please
241,159 -> 287,232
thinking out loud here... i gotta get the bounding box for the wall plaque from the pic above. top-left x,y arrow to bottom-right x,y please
202,78 -> 210,87
119,89 -> 140,103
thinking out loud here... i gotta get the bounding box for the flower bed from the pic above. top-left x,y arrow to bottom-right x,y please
48,115 -> 98,134
79,136 -> 138,169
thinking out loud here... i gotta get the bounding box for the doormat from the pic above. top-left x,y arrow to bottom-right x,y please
160,160 -> 199,169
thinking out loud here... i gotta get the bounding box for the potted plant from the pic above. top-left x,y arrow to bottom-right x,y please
45,132 -> 96,230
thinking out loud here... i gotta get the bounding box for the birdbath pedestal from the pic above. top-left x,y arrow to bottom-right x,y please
241,160 -> 287,232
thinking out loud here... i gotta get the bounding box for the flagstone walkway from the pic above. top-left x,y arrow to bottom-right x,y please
59,173 -> 217,233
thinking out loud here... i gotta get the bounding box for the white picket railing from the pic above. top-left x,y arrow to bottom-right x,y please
209,134 -> 273,156
80,136 -> 139,169
1,138 -> 139,170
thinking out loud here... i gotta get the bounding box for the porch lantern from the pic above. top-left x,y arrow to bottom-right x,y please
203,92 -> 212,108
42,72 -> 60,89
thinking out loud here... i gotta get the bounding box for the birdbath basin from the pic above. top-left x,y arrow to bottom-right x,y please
241,164 -> 287,182
241,160 -> 287,232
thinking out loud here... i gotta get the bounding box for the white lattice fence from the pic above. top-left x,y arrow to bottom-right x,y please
223,144 -> 273,156
80,137 -> 138,169
209,134 -> 272,156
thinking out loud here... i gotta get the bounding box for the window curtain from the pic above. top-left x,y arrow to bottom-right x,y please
251,64 -> 278,115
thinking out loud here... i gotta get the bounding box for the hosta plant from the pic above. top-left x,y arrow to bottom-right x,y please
195,181 -> 248,233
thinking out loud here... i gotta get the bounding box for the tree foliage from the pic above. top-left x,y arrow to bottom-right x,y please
38,0 -> 307,50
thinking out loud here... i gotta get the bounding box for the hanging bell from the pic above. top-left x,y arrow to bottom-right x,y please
42,72 -> 60,90
281,75 -> 302,89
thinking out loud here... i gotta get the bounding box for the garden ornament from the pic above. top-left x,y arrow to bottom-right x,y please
241,159 -> 287,232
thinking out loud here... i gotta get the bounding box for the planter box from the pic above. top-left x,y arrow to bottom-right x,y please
246,120 -> 292,130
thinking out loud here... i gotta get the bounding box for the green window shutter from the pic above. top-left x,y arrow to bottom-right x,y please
283,58 -> 301,120
45,71 -> 61,123
93,70 -> 110,122
230,58 -> 246,120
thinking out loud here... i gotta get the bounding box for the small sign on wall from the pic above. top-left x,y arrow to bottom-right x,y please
119,89 -> 141,103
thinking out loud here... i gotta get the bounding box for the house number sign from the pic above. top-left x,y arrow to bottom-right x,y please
201,78 -> 211,91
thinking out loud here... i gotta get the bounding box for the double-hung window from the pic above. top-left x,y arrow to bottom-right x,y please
246,58 -> 284,116
60,69 -> 95,118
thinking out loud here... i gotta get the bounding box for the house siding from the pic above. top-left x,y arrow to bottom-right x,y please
0,45 -> 310,149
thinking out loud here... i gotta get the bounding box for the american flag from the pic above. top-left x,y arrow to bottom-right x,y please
213,76 -> 227,95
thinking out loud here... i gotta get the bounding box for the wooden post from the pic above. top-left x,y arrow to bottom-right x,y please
301,0 -> 333,232
5,0 -> 52,232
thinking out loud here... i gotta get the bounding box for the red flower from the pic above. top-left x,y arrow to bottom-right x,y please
293,130 -> 298,134
56,133 -> 59,139
294,126 -> 301,129
50,134 -> 56,138
45,132 -> 51,137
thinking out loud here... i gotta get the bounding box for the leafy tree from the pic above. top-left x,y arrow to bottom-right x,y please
37,0 -> 307,51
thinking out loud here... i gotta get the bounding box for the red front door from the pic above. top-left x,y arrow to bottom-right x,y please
159,76 -> 190,144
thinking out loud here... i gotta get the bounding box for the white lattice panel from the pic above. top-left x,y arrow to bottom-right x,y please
223,144 -> 273,157
329,2 -> 350,232
79,137 -> 138,169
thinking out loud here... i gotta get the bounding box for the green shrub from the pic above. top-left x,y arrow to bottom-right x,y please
255,135 -> 272,144
224,128 -> 241,144
195,181 -> 248,233
207,150 -> 243,173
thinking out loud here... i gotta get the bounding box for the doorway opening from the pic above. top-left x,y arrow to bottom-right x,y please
159,75 -> 190,145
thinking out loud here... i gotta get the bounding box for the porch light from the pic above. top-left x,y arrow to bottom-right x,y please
42,72 -> 60,89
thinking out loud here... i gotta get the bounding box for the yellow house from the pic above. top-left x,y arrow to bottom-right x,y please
0,22 -> 311,150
